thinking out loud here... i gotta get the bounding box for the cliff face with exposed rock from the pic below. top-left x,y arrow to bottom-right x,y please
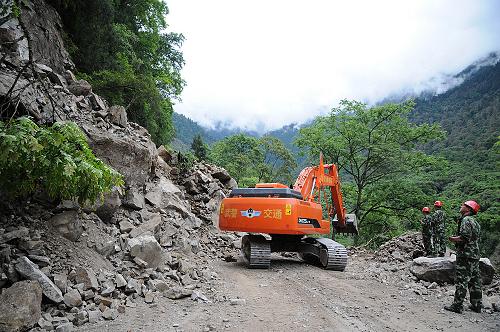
0,1 -> 239,331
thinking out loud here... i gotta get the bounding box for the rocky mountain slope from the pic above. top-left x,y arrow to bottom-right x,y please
0,1 -> 240,331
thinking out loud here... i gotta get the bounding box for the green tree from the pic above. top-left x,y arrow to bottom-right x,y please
191,134 -> 208,161
257,135 -> 297,185
47,0 -> 185,146
209,134 -> 262,187
296,100 -> 445,238
209,134 -> 296,187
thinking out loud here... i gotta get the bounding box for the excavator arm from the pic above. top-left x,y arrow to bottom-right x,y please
293,154 -> 358,236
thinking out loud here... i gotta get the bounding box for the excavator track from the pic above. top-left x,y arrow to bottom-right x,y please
241,234 -> 271,269
315,238 -> 348,271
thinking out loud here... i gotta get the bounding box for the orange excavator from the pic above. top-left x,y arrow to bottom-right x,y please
218,154 -> 358,270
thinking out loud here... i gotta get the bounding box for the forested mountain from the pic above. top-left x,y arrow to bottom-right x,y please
172,112 -> 259,151
412,58 -> 500,161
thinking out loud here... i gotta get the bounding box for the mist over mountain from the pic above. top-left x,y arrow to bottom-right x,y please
173,52 -> 500,155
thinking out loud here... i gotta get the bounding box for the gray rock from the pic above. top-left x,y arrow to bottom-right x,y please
28,255 -> 51,267
410,256 -> 496,284
0,280 -> 42,332
129,213 -> 162,238
226,178 -> 238,189
15,256 -> 63,303
37,317 -> 54,330
87,310 -> 101,324
95,240 -> 116,257
86,127 -> 157,186
145,177 -> 185,208
88,93 -> 106,111
102,308 -> 118,320
108,105 -> 127,127
191,290 -> 210,303
115,273 -> 127,288
63,289 -> 82,307
119,220 -> 135,233
123,189 -> 145,211
479,258 -> 496,284
211,169 -> 231,182
48,211 -> 83,242
144,292 -> 155,303
133,257 -> 148,268
55,322 -> 73,332
0,227 -> 29,244
125,278 -> 141,294
164,286 -> 192,300
100,280 -> 116,296
74,267 -> 99,290
128,235 -> 162,269
82,289 -> 95,300
229,298 -> 246,305
72,311 -> 88,326
157,145 -> 172,163
149,279 -> 169,292
68,79 -> 91,96
53,273 -> 68,294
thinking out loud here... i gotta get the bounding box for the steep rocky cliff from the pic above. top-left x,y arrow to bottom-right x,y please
0,1 -> 239,331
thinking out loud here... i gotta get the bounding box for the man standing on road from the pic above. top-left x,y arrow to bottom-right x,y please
420,207 -> 434,256
432,200 -> 446,257
445,200 -> 483,313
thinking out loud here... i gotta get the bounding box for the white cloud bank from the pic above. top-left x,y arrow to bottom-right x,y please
166,0 -> 500,132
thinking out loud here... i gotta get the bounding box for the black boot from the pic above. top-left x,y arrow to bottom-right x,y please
444,304 -> 463,313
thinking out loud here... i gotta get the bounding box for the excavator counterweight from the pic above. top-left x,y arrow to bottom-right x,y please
218,155 -> 358,270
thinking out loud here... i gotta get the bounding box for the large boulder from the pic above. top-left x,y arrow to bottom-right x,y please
128,235 -> 162,269
145,177 -> 192,217
85,127 -> 157,186
0,280 -> 42,332
410,257 -> 456,283
48,210 -> 83,241
14,256 -> 63,303
410,255 -> 496,284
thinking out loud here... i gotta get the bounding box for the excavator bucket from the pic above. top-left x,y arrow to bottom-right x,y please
332,213 -> 359,235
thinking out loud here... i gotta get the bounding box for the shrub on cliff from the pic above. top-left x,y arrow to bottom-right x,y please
0,117 -> 123,203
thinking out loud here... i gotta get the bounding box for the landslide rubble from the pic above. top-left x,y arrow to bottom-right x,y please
349,232 -> 499,314
0,1 -> 242,330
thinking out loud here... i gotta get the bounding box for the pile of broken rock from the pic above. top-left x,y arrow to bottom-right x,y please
0,1 -> 244,330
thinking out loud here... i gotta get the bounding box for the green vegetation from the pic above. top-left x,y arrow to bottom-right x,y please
191,134 -> 208,161
297,100 -> 445,245
47,0 -> 185,146
409,61 -> 500,257
209,134 -> 297,187
0,118 -> 123,204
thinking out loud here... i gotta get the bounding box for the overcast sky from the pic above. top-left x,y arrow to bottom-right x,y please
166,0 -> 500,132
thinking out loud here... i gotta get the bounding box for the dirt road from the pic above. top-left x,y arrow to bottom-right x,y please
79,254 -> 499,332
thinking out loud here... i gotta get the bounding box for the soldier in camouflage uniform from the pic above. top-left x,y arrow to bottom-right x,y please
420,207 -> 434,256
445,200 -> 482,313
431,200 -> 446,257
